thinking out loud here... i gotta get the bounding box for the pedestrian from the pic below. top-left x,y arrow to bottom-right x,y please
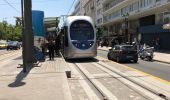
111,39 -> 115,47
151,38 -> 155,47
155,37 -> 160,51
48,40 -> 55,60
105,40 -> 109,47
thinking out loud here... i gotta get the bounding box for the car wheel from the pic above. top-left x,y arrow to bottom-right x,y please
134,59 -> 138,63
116,57 -> 120,63
140,56 -> 144,60
107,53 -> 111,60
147,56 -> 152,61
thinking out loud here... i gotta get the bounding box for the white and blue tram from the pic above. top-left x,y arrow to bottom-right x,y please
60,16 -> 97,59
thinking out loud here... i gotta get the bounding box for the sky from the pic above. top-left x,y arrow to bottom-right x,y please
0,0 -> 78,25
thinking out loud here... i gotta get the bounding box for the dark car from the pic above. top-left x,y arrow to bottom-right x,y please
107,45 -> 138,63
7,41 -> 20,50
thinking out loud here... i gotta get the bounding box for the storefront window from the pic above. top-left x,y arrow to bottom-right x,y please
164,12 -> 170,24
156,13 -> 163,24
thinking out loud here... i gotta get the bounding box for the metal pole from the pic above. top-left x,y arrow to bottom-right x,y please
21,0 -> 26,72
23,0 -> 34,70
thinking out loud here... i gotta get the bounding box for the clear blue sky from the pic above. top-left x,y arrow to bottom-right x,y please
0,0 -> 77,25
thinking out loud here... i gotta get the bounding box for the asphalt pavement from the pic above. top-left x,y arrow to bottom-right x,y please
98,49 -> 170,82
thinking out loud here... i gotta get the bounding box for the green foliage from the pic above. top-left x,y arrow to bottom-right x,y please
96,26 -> 104,37
0,21 -> 22,41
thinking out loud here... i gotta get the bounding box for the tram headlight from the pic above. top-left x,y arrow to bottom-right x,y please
88,41 -> 94,46
72,42 -> 78,47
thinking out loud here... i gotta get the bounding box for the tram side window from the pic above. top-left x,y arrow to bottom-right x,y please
64,26 -> 68,47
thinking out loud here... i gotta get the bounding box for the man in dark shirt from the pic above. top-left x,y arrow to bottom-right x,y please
48,40 -> 55,60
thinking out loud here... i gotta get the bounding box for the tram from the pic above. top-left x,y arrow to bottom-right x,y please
59,16 -> 97,59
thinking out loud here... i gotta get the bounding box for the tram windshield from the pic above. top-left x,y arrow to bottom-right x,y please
70,20 -> 94,41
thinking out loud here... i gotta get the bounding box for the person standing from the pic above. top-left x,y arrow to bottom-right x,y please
111,39 -> 115,47
48,40 -> 55,60
155,37 -> 160,51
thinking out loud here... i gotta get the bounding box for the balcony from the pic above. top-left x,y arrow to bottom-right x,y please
103,0 -> 125,12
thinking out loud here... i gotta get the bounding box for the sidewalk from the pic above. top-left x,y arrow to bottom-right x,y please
0,57 -> 72,100
98,46 -> 170,64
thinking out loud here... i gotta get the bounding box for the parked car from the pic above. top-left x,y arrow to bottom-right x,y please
7,41 -> 20,50
107,45 -> 138,63
0,41 -> 7,49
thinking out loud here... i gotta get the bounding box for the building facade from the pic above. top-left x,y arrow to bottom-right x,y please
72,0 -> 81,15
84,0 -> 96,24
102,0 -> 170,50
72,0 -> 89,16
96,0 -> 104,26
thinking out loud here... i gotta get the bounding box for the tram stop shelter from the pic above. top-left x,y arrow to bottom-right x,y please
44,17 -> 60,40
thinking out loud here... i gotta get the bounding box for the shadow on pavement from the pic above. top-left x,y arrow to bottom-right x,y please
8,64 -> 33,87
156,50 -> 170,54
66,58 -> 99,63
13,56 -> 22,60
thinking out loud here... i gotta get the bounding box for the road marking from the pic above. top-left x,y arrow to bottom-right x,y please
92,62 -> 163,100
96,56 -> 170,85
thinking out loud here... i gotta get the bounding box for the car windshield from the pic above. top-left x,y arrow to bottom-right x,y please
70,20 -> 94,41
121,46 -> 136,51
8,41 -> 17,45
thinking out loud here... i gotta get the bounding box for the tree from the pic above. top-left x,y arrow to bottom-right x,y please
0,21 -> 22,41
96,26 -> 104,38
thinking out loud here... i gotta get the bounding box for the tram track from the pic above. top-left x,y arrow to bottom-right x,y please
96,60 -> 169,100
0,50 -> 16,56
70,59 -> 166,100
0,50 -> 21,62
95,62 -> 168,100
70,62 -> 108,100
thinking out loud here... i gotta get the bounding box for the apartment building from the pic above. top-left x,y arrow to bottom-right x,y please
102,0 -> 170,50
72,0 -> 89,16
96,0 -> 104,26
84,0 -> 96,23
72,0 -> 81,15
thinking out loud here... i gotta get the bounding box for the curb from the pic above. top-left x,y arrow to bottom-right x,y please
98,48 -> 109,51
153,59 -> 170,64
98,48 -> 170,64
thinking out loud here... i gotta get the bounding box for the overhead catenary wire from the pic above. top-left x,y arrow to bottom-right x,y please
3,0 -> 20,13
0,3 -> 18,5
0,0 -> 59,5
67,0 -> 76,15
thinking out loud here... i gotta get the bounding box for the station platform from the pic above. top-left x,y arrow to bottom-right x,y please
0,57 -> 72,100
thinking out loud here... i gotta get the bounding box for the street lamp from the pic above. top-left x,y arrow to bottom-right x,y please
122,13 -> 129,43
